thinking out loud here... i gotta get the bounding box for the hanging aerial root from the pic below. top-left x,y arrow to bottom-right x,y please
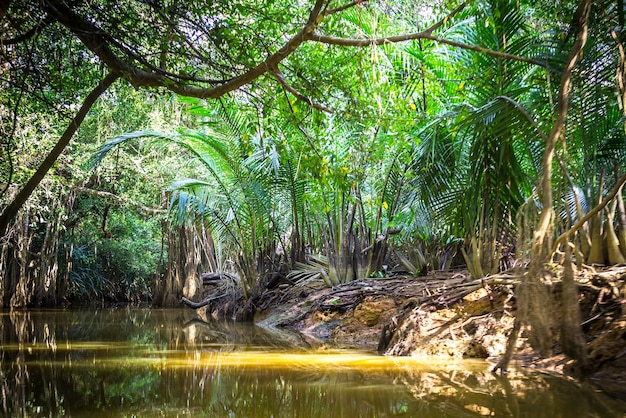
560,242 -> 590,374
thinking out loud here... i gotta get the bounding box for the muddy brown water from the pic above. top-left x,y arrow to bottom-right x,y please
0,308 -> 623,417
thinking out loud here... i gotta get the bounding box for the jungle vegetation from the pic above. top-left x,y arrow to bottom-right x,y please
0,0 -> 624,371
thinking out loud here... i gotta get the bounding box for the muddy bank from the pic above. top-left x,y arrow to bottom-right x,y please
192,265 -> 626,399
253,271 -> 516,356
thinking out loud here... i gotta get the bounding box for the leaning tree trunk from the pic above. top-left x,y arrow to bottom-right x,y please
0,73 -> 119,238
494,0 -> 591,373
0,74 -> 118,308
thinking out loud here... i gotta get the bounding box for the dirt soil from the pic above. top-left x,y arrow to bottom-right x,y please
247,265 -> 626,401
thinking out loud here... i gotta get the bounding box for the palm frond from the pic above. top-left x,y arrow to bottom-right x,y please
89,130 -> 172,169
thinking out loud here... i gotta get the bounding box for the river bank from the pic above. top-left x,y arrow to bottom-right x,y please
193,265 -> 626,401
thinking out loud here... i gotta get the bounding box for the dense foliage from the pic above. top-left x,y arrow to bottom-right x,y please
1,0 -> 626,321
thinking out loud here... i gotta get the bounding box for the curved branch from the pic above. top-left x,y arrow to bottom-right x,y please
308,32 -> 547,68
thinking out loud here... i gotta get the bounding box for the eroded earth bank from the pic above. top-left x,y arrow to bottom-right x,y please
193,265 -> 626,401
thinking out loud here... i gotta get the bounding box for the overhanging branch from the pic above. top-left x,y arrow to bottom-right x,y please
307,32 -> 547,68
43,0 -> 330,98
308,0 -> 546,68
43,0 -> 546,103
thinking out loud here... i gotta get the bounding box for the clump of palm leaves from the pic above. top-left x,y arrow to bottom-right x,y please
287,254 -> 337,287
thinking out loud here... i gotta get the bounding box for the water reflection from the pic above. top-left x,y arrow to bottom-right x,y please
0,308 -> 623,417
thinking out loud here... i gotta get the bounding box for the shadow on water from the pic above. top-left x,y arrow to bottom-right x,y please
0,308 -> 624,417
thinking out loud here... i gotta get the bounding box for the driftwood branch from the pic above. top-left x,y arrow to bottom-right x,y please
181,293 -> 228,309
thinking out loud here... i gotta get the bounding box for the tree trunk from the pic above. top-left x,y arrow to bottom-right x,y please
157,226 -> 184,307
588,210 -> 605,264
605,201 -> 626,264
617,189 -> 626,257
182,223 -> 202,302
588,172 -> 606,264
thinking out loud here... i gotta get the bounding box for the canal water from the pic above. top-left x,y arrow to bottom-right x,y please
0,308 -> 623,417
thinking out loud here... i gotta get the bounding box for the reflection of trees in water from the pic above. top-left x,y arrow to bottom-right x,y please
155,356 -> 625,417
0,310 -> 623,417
1,311 -> 65,416
391,366 -> 623,418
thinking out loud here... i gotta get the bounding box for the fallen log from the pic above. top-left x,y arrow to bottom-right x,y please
201,272 -> 237,286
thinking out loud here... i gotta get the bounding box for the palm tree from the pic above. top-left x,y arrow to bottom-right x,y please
407,0 -> 548,277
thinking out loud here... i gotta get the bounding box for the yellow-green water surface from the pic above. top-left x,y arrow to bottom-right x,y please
0,308 -> 623,417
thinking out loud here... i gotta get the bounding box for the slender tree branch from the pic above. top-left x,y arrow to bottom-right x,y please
423,2 -> 468,35
309,0 -> 546,68
308,32 -> 547,68
1,19 -> 51,45
326,0 -> 370,15
534,0 -> 590,260
271,68 -> 334,113
75,187 -> 167,215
